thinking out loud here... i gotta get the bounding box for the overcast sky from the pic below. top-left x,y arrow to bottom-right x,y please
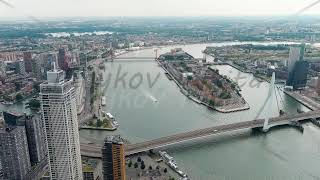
0,0 -> 320,18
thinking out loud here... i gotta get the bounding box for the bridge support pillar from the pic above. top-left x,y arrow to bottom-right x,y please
262,121 -> 270,132
262,72 -> 276,133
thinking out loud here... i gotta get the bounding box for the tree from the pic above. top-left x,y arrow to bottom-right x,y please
26,99 -> 41,110
14,82 -> 22,91
128,160 -> 132,168
16,93 -> 23,101
164,168 -> 168,173
140,163 -> 145,170
96,119 -> 103,127
33,82 -> 41,92
88,121 -> 94,126
216,79 -> 223,88
219,92 -> 231,99
148,165 -> 153,170
209,99 -> 215,107
134,162 -> 138,168
137,157 -> 142,162
156,165 -> 160,170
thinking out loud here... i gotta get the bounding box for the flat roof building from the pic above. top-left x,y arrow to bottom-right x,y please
0,126 -> 31,180
40,65 -> 83,179
102,136 -> 126,180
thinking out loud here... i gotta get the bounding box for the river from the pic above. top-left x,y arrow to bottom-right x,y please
80,43 -> 320,180
2,42 -> 319,179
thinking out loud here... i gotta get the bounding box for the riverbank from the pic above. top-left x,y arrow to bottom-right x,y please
283,90 -> 320,111
156,58 -> 250,113
79,126 -> 117,131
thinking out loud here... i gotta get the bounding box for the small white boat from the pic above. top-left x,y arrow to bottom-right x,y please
101,96 -> 106,106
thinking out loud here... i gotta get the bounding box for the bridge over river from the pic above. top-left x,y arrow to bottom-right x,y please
80,110 -> 320,158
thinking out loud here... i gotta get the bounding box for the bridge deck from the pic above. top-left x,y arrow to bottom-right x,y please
80,110 -> 320,158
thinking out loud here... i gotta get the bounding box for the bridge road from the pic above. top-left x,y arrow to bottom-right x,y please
80,110 -> 320,158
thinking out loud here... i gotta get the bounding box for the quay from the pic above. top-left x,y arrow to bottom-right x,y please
79,126 -> 117,131
283,90 -> 320,111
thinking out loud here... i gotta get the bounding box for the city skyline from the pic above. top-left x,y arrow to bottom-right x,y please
1,7 -> 320,179
0,0 -> 320,18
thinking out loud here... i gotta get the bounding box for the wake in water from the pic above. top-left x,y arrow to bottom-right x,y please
141,89 -> 158,103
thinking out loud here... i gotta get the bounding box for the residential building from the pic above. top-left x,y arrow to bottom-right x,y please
3,111 -> 46,166
58,48 -> 68,70
40,65 -> 83,180
23,52 -> 33,73
2,110 -> 25,126
0,126 -> 31,180
102,136 -> 126,180
32,55 -> 42,80
15,59 -> 26,75
0,61 -> 6,77
25,114 -> 46,166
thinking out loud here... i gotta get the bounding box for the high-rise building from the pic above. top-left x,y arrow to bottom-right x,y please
287,45 -> 305,74
0,60 -> 6,77
32,55 -> 42,80
15,59 -> 26,75
3,111 -> 46,166
287,61 -> 309,90
25,114 -> 47,166
287,44 -> 308,90
0,126 -> 31,180
40,65 -> 83,180
2,110 -> 25,126
23,52 -> 33,73
102,136 -> 126,180
40,52 -> 57,80
58,48 -> 68,70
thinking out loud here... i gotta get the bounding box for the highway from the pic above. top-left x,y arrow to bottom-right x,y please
80,110 -> 320,158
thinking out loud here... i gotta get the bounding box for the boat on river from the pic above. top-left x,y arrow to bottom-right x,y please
101,96 -> 106,106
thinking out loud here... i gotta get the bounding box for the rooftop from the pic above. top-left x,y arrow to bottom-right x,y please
82,158 -> 101,172
104,135 -> 124,145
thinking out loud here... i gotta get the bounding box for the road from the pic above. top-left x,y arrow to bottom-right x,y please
79,58 -> 103,126
80,110 -> 320,158
25,159 -> 48,180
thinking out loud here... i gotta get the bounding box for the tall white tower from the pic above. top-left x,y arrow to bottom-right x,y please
40,64 -> 83,180
262,72 -> 276,132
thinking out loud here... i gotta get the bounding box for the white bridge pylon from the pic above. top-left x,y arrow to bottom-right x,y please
255,72 -> 277,132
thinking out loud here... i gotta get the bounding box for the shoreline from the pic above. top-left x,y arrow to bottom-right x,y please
283,90 -> 320,111
156,58 -> 250,113
79,126 -> 117,131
